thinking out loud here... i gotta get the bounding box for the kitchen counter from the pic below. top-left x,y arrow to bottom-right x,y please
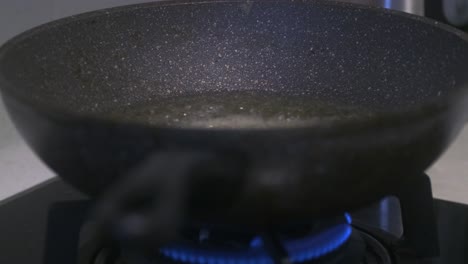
427,126 -> 468,204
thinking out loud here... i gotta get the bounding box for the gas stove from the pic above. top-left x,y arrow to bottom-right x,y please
0,174 -> 467,264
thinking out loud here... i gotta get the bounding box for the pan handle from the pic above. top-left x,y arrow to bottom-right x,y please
92,151 -> 221,249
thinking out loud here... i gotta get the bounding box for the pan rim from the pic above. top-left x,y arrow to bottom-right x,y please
0,0 -> 467,133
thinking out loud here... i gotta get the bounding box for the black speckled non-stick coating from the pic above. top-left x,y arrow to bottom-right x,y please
1,0 -> 468,226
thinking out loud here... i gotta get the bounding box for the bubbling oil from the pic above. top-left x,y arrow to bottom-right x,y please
105,91 -> 374,128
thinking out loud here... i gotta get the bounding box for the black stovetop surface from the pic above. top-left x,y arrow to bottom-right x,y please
0,178 -> 467,264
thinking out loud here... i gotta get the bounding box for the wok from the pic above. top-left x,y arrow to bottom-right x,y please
1,0 -> 468,229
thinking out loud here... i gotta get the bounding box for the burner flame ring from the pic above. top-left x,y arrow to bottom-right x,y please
160,213 -> 353,264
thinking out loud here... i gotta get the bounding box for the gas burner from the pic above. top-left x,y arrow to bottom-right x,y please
78,175 -> 441,264
86,228 -> 393,264
81,213 -> 395,264
159,214 -> 352,264
4,174 -> 463,264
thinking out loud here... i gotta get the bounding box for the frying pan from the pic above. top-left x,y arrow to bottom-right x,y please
1,0 -> 468,231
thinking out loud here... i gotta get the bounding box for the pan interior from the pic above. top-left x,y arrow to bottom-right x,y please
106,90 -> 375,128
2,1 -> 468,129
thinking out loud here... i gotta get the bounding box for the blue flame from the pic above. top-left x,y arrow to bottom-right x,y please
384,0 -> 392,9
345,213 -> 352,224
160,214 -> 353,264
